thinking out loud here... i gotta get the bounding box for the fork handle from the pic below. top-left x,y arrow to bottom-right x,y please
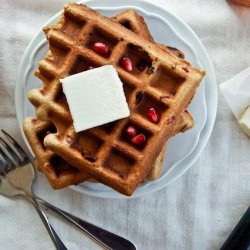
36,197 -> 136,250
28,196 -> 68,250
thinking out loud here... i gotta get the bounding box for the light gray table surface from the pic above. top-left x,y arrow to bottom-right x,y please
0,0 -> 249,249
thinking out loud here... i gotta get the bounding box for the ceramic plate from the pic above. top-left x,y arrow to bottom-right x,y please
15,0 -> 217,198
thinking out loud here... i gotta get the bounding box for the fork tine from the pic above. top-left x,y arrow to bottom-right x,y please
0,137 -> 20,165
0,153 -> 7,175
0,141 -> 15,173
1,130 -> 28,162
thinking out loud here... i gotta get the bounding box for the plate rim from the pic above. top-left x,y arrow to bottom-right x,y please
15,0 -> 217,199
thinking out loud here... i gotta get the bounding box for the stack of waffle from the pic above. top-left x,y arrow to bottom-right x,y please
23,3 -> 205,196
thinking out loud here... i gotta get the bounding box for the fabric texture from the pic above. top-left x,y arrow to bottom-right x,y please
0,0 -> 250,249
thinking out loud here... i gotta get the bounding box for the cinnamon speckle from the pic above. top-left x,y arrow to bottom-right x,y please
147,66 -> 155,75
167,46 -> 184,59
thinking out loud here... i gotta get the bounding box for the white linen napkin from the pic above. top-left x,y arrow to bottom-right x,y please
0,1 -> 250,250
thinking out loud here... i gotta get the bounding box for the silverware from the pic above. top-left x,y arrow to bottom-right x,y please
220,206 -> 250,250
0,130 -> 67,250
37,197 -> 137,250
0,130 -> 137,250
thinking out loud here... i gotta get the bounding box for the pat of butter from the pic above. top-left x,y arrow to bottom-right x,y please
220,67 -> 250,136
238,106 -> 250,137
61,65 -> 130,132
220,67 -> 250,120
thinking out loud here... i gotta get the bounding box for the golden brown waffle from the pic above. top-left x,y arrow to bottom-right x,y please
23,117 -> 89,189
23,112 -> 193,188
114,10 -> 193,179
28,3 -> 204,195
113,10 -> 185,59
228,0 -> 250,7
23,9 -> 193,188
23,112 -> 192,187
23,112 -> 193,187
147,110 -> 193,180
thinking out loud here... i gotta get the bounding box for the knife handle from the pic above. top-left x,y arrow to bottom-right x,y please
220,206 -> 250,250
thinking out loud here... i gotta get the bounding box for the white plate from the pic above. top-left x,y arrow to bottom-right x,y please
15,0 -> 217,199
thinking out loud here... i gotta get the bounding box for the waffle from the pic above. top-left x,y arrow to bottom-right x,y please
23,111 -> 192,188
23,113 -> 193,187
23,117 -> 89,189
113,10 -> 185,59
23,112 -> 192,186
228,0 -> 250,6
28,3 -> 205,195
147,110 -> 193,180
114,10 -> 193,179
23,9 -> 193,188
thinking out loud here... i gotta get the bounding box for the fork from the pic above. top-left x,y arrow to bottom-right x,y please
0,130 -> 68,250
0,130 -> 136,250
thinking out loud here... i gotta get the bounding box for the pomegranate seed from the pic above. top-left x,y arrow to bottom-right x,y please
126,126 -> 137,137
147,108 -> 160,123
182,67 -> 189,73
131,134 -> 146,145
86,66 -> 95,71
92,42 -> 109,56
120,57 -> 133,72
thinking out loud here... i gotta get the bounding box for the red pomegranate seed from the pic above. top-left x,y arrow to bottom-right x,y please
182,67 -> 189,73
120,57 -> 133,72
131,133 -> 146,145
126,126 -> 137,137
92,42 -> 109,56
147,108 -> 160,123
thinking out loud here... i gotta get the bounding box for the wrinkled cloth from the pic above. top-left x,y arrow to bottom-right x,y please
0,1 -> 250,249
